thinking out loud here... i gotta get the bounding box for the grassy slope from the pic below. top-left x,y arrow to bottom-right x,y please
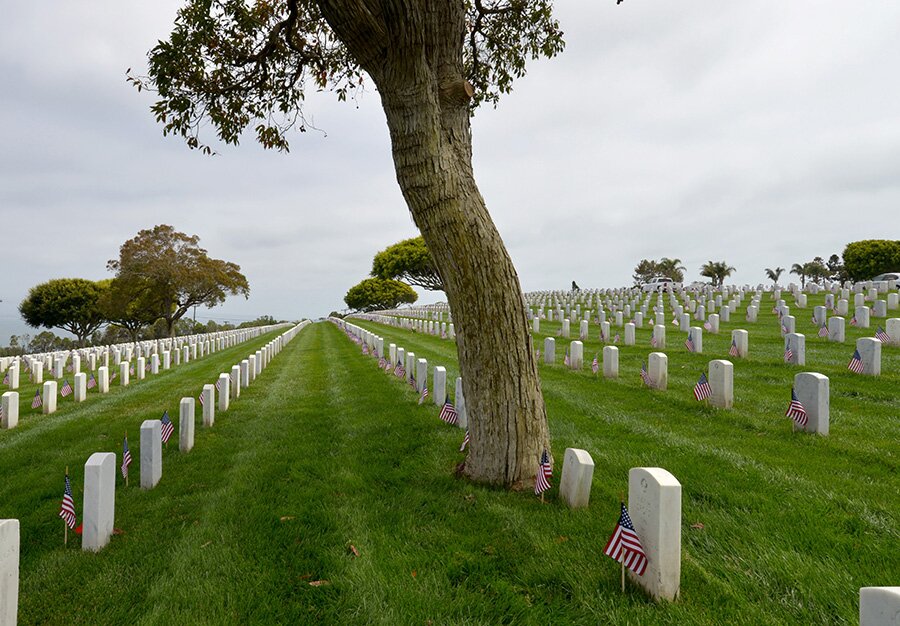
1,302 -> 897,625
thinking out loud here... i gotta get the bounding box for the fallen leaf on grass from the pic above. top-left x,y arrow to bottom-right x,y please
200,541 -> 212,548
308,580 -> 330,587
112,528 -> 124,535
555,536 -> 568,543
411,570 -> 417,578
690,522 -> 705,530
348,544 -> 360,557
280,516 -> 295,522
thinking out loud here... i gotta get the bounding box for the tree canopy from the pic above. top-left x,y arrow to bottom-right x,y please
842,240 -> 900,281
344,278 -> 417,312
107,225 -> 250,337
371,236 -> 443,291
632,257 -> 685,285
19,278 -> 108,346
699,261 -> 735,287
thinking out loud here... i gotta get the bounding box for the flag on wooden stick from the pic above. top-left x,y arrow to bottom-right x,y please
785,388 -> 808,426
603,502 -> 647,576
534,450 -> 552,496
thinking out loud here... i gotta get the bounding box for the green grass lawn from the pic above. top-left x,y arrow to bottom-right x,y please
1,298 -> 897,625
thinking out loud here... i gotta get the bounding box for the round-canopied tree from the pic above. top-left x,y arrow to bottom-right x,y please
107,225 -> 250,337
133,0 -> 577,487
19,278 -> 108,346
344,277 -> 418,312
372,237 -> 443,291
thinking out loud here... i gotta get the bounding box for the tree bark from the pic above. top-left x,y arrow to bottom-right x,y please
319,0 -> 551,487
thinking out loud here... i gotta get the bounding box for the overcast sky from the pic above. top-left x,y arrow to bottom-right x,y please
2,1 -> 898,343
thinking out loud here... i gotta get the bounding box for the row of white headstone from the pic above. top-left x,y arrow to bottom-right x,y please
0,321 -> 309,625
1,325 -> 295,431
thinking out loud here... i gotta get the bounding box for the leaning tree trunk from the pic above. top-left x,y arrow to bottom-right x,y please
319,1 -> 551,487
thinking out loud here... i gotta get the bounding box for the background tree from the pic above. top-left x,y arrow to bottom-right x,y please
827,254 -> 847,282
344,278 -> 418,313
28,331 -> 74,353
632,259 -> 660,286
656,257 -> 686,283
805,258 -> 829,285
135,0 -> 572,486
765,267 -> 784,287
372,237 -> 443,291
790,262 -> 807,288
108,225 -> 250,337
842,240 -> 900,281
699,261 -> 736,287
98,277 -> 160,342
19,278 -> 108,346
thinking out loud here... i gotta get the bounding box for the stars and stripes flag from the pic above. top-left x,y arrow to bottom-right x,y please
693,372 -> 712,401
378,356 -> 387,369
160,410 -> 174,444
875,327 -> 890,343
129,363 -> 135,375
60,379 -> 73,397
850,316 -> 858,326
785,388 -> 808,426
535,349 -> 541,362
564,348 -> 570,367
818,324 -> 829,338
703,320 -> 712,331
650,334 -> 658,348
394,360 -> 405,378
811,315 -> 817,325
534,449 -> 552,495
592,354 -> 600,375
215,377 -> 222,393
728,339 -> 739,357
418,383 -> 429,405
603,502 -> 648,576
59,473 -> 77,529
361,343 -> 369,355
783,341 -> 793,363
671,317 -> 678,326
32,389 -> 42,409
439,400 -> 459,425
684,332 -> 695,353
2,370 -> 8,385
459,430 -> 469,452
847,349 -> 864,374
87,373 -> 97,389
121,435 -> 132,479
198,390 -> 205,406
640,362 -> 653,387
614,333 -> 620,344
780,322 -> 788,335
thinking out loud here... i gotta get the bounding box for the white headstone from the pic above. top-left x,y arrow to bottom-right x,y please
860,587 -> 900,626
416,359 -> 428,393
136,357 -> 145,380
230,365 -> 241,398
162,351 -> 171,370
624,323 -> 635,346
0,519 -> 19,625
1,392 -> 18,429
628,467 -> 681,601
82,452 -> 116,552
708,360 -> 733,409
603,346 -> 619,379
42,381 -> 57,415
119,362 -> 129,387
688,327 -> 703,354
218,374 -> 230,411
247,355 -> 256,382
73,373 -> 87,402
856,337 -> 881,376
887,318 -> 900,346
569,341 -> 584,369
559,448 -> 594,509
544,337 -> 556,365
648,352 -> 668,390
433,366 -> 447,406
179,397 -> 195,452
828,316 -> 845,343
454,377 -> 467,429
794,372 -> 829,435
140,420 -> 163,489
201,384 -> 215,427
240,360 -> 250,388
562,318 -> 570,338
785,333 -> 805,366
854,305 -> 871,328
653,325 -> 666,350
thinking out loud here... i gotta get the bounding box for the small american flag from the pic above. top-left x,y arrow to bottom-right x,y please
780,323 -> 788,335
563,349 -> 570,367
703,321 -> 712,331
670,317 -> 678,326
535,349 -> 541,362
811,315 -> 817,325
785,388 -> 808,426
198,391 -> 205,406
32,389 -> 42,409
534,449 -> 552,495
378,357 -> 387,369
818,324 -> 829,338
394,360 -> 404,377
60,379 -> 73,397
160,410 -> 174,444
850,316 -> 858,326
875,327 -> 890,343
614,333 -> 620,344
87,373 -> 96,389
591,354 -> 599,375
439,400 -> 458,425
684,332 -> 695,353
129,363 -> 135,375
215,378 -> 222,392
847,349 -> 864,374
2,370 -> 8,385
728,339 -> 739,357
418,383 -> 429,405
361,343 -> 369,355
640,362 -> 653,387
603,502 -> 647,576
650,334 -> 658,348
459,430 -> 469,452
693,372 -> 712,401
783,342 -> 793,363
59,473 -> 77,529
121,436 -> 132,479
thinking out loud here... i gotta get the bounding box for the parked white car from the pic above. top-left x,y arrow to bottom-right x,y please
641,276 -> 679,293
